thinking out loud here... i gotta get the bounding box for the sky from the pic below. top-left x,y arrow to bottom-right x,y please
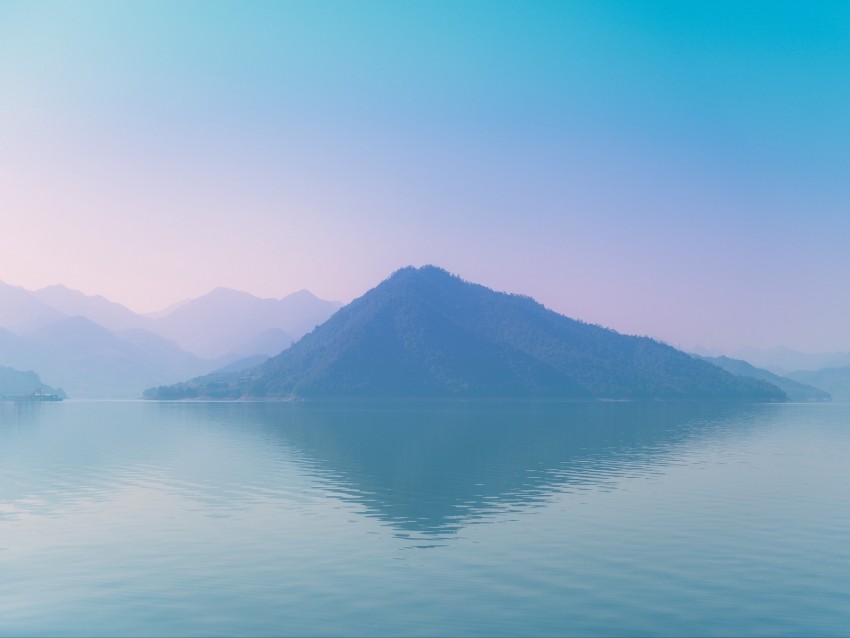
1,1 -> 848,352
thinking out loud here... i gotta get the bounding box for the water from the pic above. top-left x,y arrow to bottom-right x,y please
1,400 -> 849,636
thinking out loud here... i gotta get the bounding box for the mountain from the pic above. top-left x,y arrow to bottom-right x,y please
143,297 -> 192,319
786,367 -> 850,401
146,266 -> 786,401
732,346 -> 850,374
0,317 -> 216,399
0,326 -> 31,363
0,278 -> 342,397
151,288 -> 340,358
211,354 -> 270,375
0,365 -> 65,399
0,281 -> 65,333
232,328 -> 294,357
0,279 -> 338,361
33,285 -> 153,333
0,283 -> 221,397
699,355 -> 831,402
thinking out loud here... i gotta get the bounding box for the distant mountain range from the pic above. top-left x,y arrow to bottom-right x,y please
693,348 -> 850,400
786,367 -> 850,401
0,280 -> 340,398
697,355 -> 831,402
0,282 -> 65,332
33,285 -> 153,333
729,346 -> 850,375
8,270 -> 849,402
146,266 -> 786,401
151,287 -> 339,358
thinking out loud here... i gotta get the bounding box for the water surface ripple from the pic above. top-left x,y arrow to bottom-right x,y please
1,400 -> 848,636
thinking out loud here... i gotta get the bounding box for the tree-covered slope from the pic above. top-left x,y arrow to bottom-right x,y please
146,266 -> 786,401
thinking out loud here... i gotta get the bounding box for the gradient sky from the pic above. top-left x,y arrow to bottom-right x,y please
1,1 -> 848,352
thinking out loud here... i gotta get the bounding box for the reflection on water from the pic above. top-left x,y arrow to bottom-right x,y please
239,401 -> 762,538
1,400 -> 849,637
0,400 -> 758,538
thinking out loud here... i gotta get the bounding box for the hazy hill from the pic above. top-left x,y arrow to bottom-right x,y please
0,279 -> 338,362
0,365 -> 65,399
0,317 -> 215,399
34,284 -> 153,333
0,326 -> 31,363
786,367 -> 850,402
147,266 -> 786,401
732,346 -> 850,374
0,280 -> 341,397
212,354 -> 269,375
117,328 -> 212,374
699,355 -> 830,402
0,281 -> 65,333
233,328 -> 294,357
151,288 -> 339,358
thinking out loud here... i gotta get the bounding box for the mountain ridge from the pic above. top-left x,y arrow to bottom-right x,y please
0,281 -> 65,333
0,282 -> 340,396
786,367 -> 850,401
146,266 -> 786,402
698,355 -> 831,402
148,287 -> 341,358
33,284 -> 153,333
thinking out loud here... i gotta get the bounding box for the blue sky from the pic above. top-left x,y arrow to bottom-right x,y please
1,1 -> 848,351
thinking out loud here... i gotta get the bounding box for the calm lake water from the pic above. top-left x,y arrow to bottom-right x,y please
1,400 -> 849,636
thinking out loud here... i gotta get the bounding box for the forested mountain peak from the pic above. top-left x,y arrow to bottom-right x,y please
146,266 -> 786,402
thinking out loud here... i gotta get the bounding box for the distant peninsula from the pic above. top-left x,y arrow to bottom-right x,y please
145,266 -> 786,402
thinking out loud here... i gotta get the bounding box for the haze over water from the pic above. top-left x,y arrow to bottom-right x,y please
2,400 -> 848,636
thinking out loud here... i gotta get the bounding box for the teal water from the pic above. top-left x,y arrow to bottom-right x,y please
1,400 -> 849,636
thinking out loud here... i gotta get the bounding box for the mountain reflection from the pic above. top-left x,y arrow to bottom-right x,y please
241,400 -> 761,537
0,400 -> 766,538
